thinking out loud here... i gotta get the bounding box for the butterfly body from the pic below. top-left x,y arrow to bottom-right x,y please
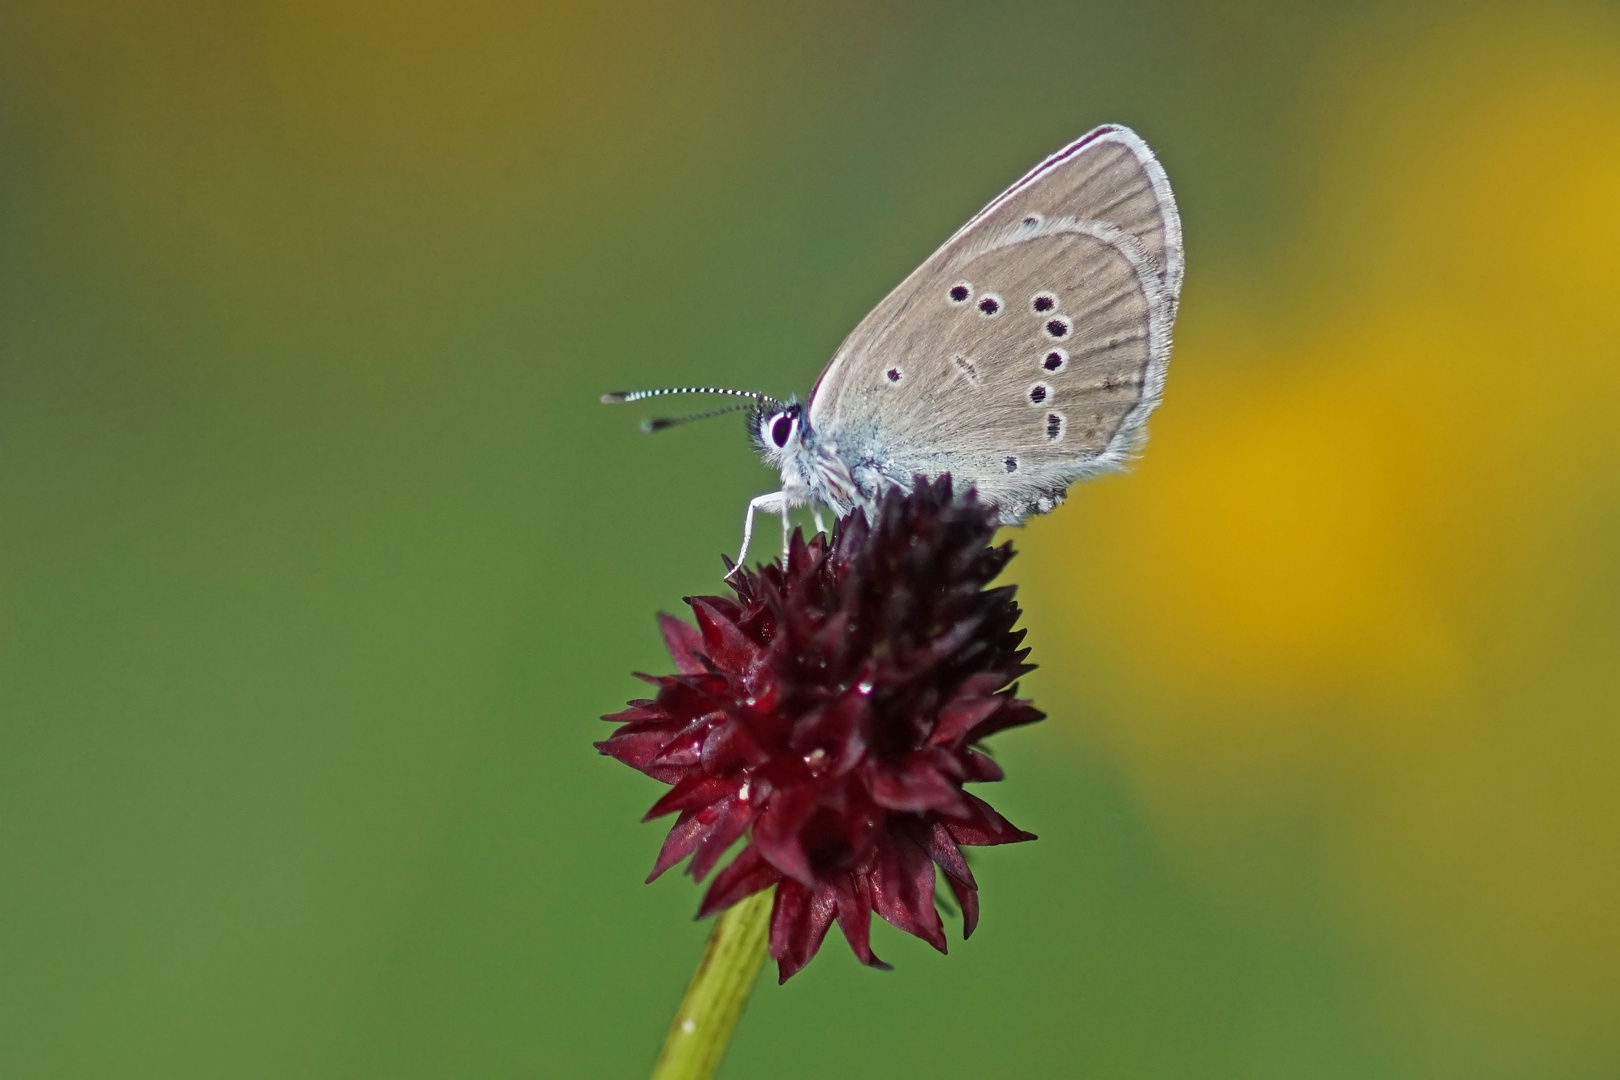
609,124 -> 1182,567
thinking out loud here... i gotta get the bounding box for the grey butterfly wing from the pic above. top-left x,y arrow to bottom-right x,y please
939,124 -> 1183,297
811,218 -> 1170,522
810,125 -> 1181,417
807,125 -> 1179,521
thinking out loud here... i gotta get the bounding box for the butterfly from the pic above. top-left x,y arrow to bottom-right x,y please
605,124 -> 1182,569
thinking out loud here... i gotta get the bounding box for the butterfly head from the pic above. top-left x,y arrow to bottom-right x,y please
751,398 -> 806,465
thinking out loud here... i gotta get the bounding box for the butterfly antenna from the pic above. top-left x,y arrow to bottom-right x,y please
601,386 -> 780,408
639,402 -> 754,433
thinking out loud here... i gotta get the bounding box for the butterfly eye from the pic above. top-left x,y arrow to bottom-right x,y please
770,413 -> 795,448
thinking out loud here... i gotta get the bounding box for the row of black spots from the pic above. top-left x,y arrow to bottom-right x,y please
884,366 -> 904,385
1027,381 -> 1052,406
1004,455 -> 1019,473
1046,412 -> 1065,442
1043,314 -> 1073,340
1031,291 -> 1059,314
1042,347 -> 1068,373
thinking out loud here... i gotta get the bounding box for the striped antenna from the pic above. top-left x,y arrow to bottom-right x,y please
600,386 -> 779,407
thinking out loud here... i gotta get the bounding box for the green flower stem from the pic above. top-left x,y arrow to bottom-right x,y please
649,887 -> 774,1080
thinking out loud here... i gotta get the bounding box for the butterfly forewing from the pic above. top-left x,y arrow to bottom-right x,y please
813,219 -> 1168,521
810,125 -> 1181,425
806,124 -> 1179,523
943,126 -> 1183,295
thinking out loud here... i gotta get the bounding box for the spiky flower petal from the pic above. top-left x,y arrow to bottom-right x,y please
598,478 -> 1042,981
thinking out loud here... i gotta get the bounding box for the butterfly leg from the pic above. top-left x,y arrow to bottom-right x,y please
812,507 -> 828,536
730,491 -> 791,577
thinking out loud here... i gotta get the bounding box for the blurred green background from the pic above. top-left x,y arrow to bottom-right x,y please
3,0 -> 1617,1076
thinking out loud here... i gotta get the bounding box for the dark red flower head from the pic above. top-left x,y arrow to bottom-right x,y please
597,477 -> 1042,981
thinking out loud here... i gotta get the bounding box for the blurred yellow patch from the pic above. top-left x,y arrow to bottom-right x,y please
1038,313 -> 1476,712
1031,14 -> 1620,715
1022,7 -> 1620,1055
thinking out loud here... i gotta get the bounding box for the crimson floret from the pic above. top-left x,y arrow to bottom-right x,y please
597,477 -> 1042,981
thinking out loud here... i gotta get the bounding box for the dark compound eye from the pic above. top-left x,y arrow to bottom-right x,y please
1043,349 -> 1067,371
977,294 -> 1002,316
771,414 -> 794,447
1032,293 -> 1056,313
948,283 -> 971,304
1045,315 -> 1071,338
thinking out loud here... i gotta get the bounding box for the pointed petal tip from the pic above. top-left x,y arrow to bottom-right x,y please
863,952 -> 894,972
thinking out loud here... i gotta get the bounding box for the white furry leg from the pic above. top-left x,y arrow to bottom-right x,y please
812,507 -> 828,535
730,491 -> 792,577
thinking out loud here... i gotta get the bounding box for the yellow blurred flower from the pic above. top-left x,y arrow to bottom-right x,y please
1023,7 -> 1620,1059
